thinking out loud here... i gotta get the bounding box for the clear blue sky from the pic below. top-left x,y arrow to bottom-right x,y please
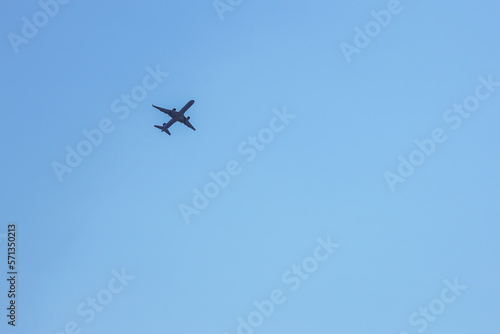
1,0 -> 499,333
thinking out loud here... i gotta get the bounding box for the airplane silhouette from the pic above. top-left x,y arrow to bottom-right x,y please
152,100 -> 195,135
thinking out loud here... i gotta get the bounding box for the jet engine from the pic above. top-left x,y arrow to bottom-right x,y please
186,116 -> 190,120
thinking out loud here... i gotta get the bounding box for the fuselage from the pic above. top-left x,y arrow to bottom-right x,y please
176,113 -> 191,124
168,109 -> 185,122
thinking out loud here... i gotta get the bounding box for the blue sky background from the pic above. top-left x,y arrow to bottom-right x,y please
1,0 -> 499,333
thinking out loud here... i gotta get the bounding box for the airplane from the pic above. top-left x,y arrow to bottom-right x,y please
152,99 -> 196,135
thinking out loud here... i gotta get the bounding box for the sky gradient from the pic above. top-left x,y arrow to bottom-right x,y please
1,0 -> 499,333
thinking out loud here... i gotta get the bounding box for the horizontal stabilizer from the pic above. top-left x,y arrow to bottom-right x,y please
154,125 -> 171,135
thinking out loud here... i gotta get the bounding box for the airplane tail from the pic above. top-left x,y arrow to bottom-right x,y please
154,125 -> 171,135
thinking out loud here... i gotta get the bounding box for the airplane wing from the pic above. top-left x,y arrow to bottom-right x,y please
182,119 -> 196,131
152,104 -> 174,117
179,100 -> 195,115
